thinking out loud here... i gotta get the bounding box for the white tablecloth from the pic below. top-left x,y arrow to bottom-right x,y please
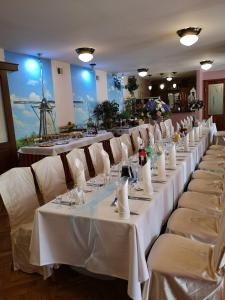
30,129 -> 210,300
18,132 -> 114,156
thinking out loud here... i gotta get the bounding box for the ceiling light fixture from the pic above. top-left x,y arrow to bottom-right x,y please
200,60 -> 213,71
137,68 -> 148,77
166,76 -> 173,81
177,27 -> 202,46
148,85 -> 152,90
160,83 -> 165,90
173,83 -> 177,89
75,47 -> 95,62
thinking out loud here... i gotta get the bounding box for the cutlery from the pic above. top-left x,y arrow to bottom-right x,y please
128,196 -> 151,201
87,183 -> 104,187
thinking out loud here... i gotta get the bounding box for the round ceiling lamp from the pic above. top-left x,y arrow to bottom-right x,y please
200,60 -> 213,71
176,27 -> 202,46
137,68 -> 148,77
75,47 -> 95,62
173,83 -> 177,89
166,76 -> 173,81
160,83 -> 165,90
148,85 -> 152,90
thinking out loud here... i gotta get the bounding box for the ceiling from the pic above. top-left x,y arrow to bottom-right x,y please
0,0 -> 225,74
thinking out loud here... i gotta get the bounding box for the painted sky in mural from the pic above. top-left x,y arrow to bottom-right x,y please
107,73 -> 124,110
70,65 -> 97,127
5,51 -> 54,139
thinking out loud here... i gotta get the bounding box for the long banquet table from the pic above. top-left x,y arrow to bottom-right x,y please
30,128 -> 210,300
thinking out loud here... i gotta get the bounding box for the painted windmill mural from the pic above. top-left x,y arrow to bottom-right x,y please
5,51 -> 56,139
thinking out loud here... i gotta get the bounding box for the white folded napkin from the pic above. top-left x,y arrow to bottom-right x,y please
101,149 -> 111,176
74,158 -> 86,189
189,129 -> 195,144
137,136 -> 143,149
155,128 -> 162,141
121,142 -> 128,164
149,132 -> 155,146
168,143 -> 176,169
184,133 -> 189,151
157,151 -> 166,180
170,125 -> 175,136
118,178 -> 130,219
199,124 -> 203,137
180,120 -> 184,127
141,160 -> 153,197
176,122 -> 181,131
194,126 -> 200,141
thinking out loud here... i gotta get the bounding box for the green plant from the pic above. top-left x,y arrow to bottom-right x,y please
93,100 -> 119,129
16,132 -> 40,149
125,76 -> 139,96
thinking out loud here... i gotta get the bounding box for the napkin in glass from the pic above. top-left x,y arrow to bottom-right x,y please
74,158 -> 86,189
168,143 -> 176,169
184,133 -> 190,151
141,160 -> 153,197
121,142 -> 128,164
101,149 -> 111,176
157,151 -> 166,181
118,178 -> 130,219
189,129 -> 195,144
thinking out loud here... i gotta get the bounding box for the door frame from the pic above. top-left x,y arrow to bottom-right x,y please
203,78 -> 225,129
0,62 -> 18,174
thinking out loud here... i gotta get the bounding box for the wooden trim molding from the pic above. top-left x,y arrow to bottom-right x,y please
0,61 -> 18,72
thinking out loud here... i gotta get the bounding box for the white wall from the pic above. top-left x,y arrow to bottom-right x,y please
95,69 -> 108,103
51,60 -> 75,126
0,48 -> 5,61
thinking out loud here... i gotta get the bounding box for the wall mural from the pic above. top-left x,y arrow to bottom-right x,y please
70,64 -> 97,127
5,51 -> 54,140
107,72 -> 124,110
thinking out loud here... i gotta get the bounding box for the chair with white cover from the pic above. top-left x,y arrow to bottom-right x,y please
120,134 -> 133,157
187,178 -> 224,197
210,144 -> 225,151
202,155 -> 225,161
139,126 -> 149,147
148,124 -> 155,136
199,161 -> 225,174
154,124 -> 162,141
88,142 -> 105,175
131,128 -> 140,153
32,156 -> 67,203
166,206 -> 224,244
206,149 -> 225,158
110,137 -> 122,165
178,191 -> 223,216
66,149 -> 90,184
66,148 -> 90,184
144,232 -> 225,300
0,167 -> 51,277
192,169 -> 224,182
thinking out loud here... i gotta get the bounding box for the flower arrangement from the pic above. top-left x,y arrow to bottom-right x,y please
189,99 -> 204,112
145,98 -> 170,120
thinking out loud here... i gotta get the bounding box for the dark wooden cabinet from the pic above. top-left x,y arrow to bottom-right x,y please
0,62 -> 18,174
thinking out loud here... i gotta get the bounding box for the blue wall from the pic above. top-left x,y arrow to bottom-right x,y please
5,51 -> 54,139
70,65 -> 97,127
107,73 -> 124,110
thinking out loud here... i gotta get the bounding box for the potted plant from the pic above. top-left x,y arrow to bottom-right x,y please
94,100 -> 119,129
125,76 -> 139,96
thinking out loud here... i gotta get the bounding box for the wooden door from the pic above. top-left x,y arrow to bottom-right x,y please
204,79 -> 225,130
0,62 -> 18,174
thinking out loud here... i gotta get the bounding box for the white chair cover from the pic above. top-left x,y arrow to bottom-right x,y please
192,169 -> 224,181
206,149 -> 225,158
188,178 -> 224,197
131,128 -> 140,153
148,124 -> 155,136
120,134 -> 133,157
32,156 -> 67,203
66,148 -> 90,183
144,234 -> 224,300
0,168 -> 51,277
154,124 -> 162,141
110,137 -> 122,165
167,207 -> 219,244
72,158 -> 86,188
139,127 -> 149,147
199,161 -> 225,174
178,191 -> 223,216
88,142 -> 104,175
202,155 -> 225,161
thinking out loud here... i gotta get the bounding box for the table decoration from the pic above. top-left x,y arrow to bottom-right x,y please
145,98 -> 170,120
